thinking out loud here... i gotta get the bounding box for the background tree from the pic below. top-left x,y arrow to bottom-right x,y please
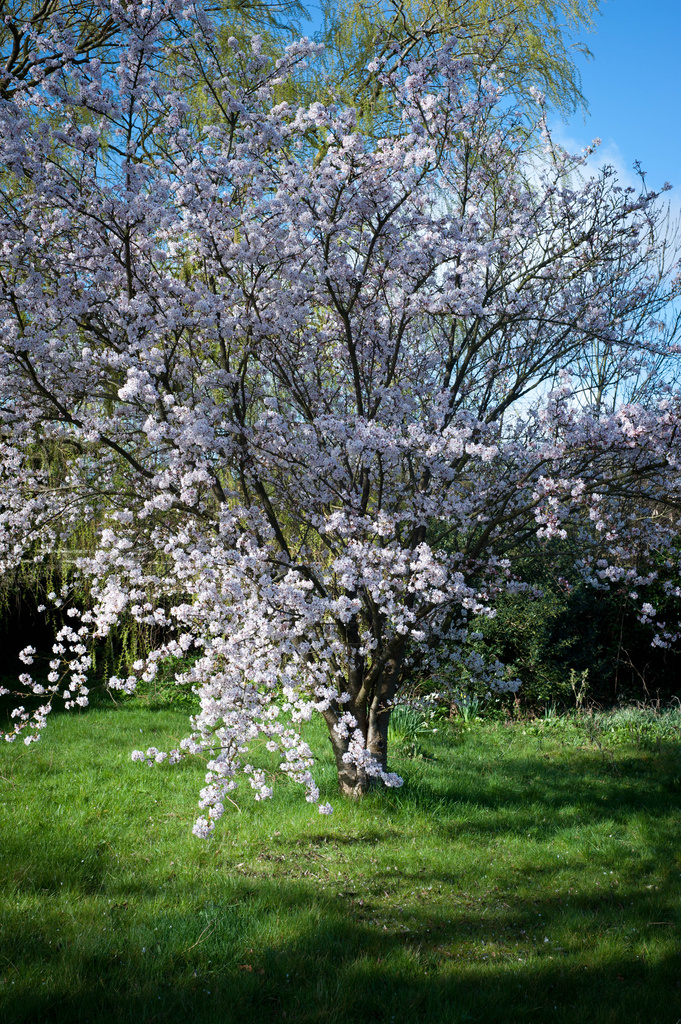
315,0 -> 602,130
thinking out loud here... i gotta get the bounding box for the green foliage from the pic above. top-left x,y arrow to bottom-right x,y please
121,655 -> 201,712
569,668 -> 590,710
459,538 -> 681,712
471,584 -> 604,709
1,707 -> 680,1023
388,703 -> 436,756
454,694 -> 485,724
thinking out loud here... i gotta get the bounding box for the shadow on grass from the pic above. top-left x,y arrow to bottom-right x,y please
2,714 -> 680,1024
1,873 -> 680,1024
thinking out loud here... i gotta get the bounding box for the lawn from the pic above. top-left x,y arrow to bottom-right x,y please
0,705 -> 680,1023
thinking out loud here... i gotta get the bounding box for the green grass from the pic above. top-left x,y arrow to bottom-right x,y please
1,707 -> 680,1023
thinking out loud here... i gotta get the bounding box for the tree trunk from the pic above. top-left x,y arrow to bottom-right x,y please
328,735 -> 372,798
324,701 -> 373,798
323,654 -> 402,797
366,695 -> 390,770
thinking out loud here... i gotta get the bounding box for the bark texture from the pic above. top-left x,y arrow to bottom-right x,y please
324,652 -> 402,797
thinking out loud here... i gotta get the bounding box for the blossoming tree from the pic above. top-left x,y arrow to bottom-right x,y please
1,1 -> 680,832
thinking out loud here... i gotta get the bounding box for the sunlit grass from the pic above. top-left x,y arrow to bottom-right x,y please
1,706 -> 680,1023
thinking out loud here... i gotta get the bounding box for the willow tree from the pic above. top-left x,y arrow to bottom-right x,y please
314,0 -> 600,128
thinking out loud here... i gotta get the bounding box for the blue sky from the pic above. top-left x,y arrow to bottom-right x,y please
554,0 -> 681,200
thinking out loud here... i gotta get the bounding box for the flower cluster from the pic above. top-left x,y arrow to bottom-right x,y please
3,604 -> 92,745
